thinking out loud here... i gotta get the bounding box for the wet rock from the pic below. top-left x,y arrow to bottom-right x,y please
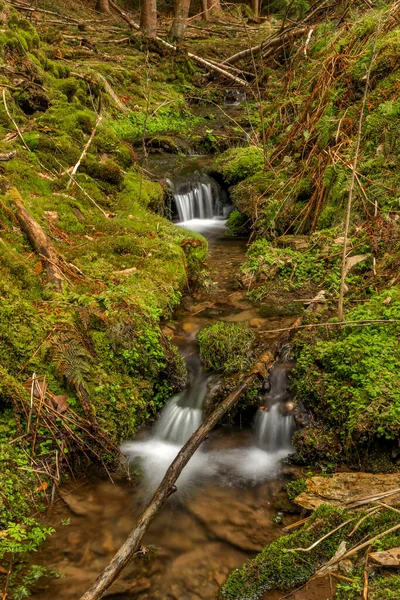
181,321 -> 200,334
151,542 -> 247,600
225,309 -> 256,323
295,472 -> 400,510
249,317 -> 267,328
60,492 -> 100,516
188,488 -> 276,551
161,326 -> 174,337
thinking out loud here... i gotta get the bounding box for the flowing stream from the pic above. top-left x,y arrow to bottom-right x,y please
33,163 -> 302,600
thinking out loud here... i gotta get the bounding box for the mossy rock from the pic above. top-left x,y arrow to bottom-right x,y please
220,505 -> 351,599
213,146 -> 264,185
81,156 -> 123,185
292,424 -> 342,466
198,322 -> 256,373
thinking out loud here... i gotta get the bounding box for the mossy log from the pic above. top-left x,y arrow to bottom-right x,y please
9,188 -> 63,292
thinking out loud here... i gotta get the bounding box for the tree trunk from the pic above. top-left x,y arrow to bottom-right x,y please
96,0 -> 110,14
202,0 -> 209,20
250,0 -> 260,17
207,0 -> 222,17
170,0 -> 191,41
140,0 -> 157,38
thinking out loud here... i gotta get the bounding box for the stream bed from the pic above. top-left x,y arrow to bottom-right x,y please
33,193 -> 307,600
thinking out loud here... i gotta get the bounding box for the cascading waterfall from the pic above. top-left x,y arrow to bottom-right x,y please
253,363 -> 296,451
166,172 -> 226,222
254,404 -> 296,451
153,368 -> 208,446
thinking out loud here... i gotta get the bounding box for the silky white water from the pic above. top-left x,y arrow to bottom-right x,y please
122,362 -> 296,493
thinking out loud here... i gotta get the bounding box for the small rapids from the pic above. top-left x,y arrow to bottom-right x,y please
122,360 -> 296,493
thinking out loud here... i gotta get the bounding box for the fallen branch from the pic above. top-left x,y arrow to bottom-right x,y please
79,353 -> 274,599
322,521 -> 400,570
66,115 -> 102,189
2,89 -> 30,151
108,0 -> 248,86
9,188 -> 63,292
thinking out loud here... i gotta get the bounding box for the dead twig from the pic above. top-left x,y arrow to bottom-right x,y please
289,518 -> 353,553
66,115 -> 102,189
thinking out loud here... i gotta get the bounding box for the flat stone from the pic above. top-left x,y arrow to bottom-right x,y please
188,487 -> 276,552
295,472 -> 400,510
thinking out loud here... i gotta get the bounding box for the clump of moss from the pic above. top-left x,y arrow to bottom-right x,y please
292,424 -> 342,466
285,478 -> 307,501
198,322 -> 256,373
292,287 -> 400,453
213,146 -> 264,185
220,505 -> 351,599
226,208 -> 249,236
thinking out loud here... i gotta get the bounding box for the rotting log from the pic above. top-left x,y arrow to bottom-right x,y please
79,347 -> 279,600
9,187 -> 63,292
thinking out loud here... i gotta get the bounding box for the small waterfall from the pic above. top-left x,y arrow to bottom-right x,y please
167,172 -> 226,222
254,363 -> 296,451
254,405 -> 295,451
154,370 -> 207,446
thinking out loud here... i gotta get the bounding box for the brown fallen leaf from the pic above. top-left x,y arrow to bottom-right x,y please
50,394 -> 69,413
37,481 -> 49,493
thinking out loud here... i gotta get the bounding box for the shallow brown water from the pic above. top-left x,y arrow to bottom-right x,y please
33,219 -> 320,600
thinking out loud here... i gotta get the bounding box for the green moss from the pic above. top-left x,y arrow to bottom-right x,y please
292,424 -> 342,466
221,505 -> 351,599
285,478 -> 307,501
292,287 -> 400,450
226,208 -> 249,236
213,146 -> 264,185
198,322 -> 256,373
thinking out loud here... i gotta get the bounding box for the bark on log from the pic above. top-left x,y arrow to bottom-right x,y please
79,349 -> 276,600
9,188 -> 63,292
0,150 -> 16,161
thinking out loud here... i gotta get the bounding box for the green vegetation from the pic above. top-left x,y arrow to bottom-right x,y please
213,146 -> 264,185
198,322 -> 256,373
292,288 -> 400,456
285,478 -> 307,501
221,503 -> 400,600
241,230 -> 370,301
